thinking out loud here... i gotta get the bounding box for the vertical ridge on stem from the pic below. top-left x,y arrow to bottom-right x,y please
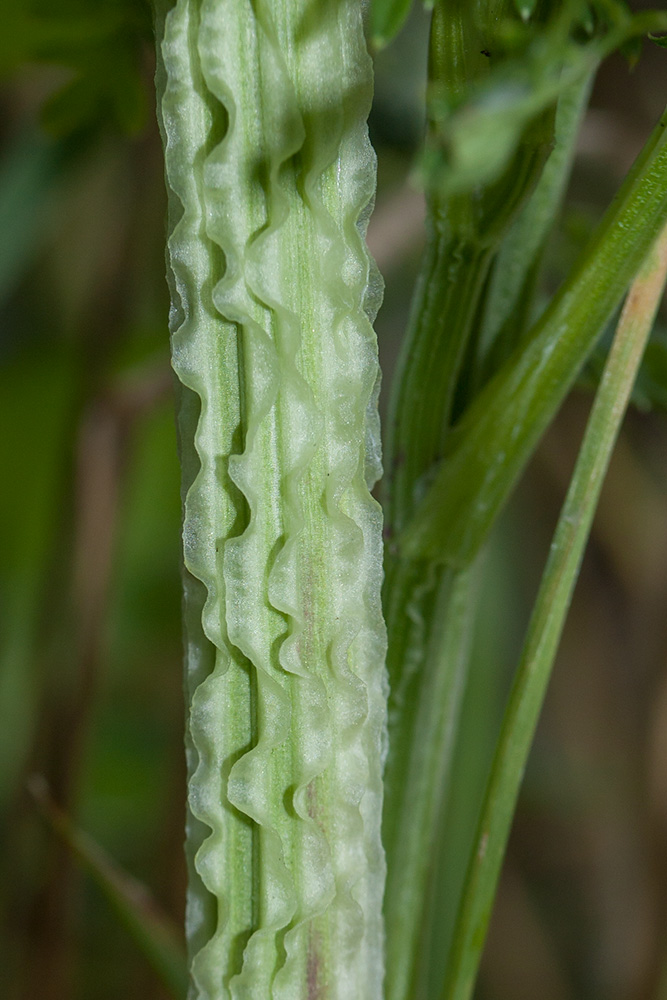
157,1 -> 387,996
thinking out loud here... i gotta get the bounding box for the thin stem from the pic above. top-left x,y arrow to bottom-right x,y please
477,72 -> 593,382
383,561 -> 481,1000
381,9 -> 558,986
381,222 -> 491,1000
441,220 -> 667,1000
383,233 -> 492,537
404,105 -> 667,567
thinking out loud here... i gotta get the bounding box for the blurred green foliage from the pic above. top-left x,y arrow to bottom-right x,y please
2,0 -> 152,137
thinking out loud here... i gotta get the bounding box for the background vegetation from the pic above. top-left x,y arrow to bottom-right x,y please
2,2 -> 667,998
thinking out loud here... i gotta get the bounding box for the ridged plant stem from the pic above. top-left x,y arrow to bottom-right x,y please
156,2 -> 387,997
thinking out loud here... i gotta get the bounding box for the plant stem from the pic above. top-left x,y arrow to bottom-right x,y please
29,777 -> 188,999
383,236 -> 492,538
381,11 -> 557,993
442,219 -> 667,1000
477,72 -> 593,381
382,561 -> 480,1000
405,104 -> 667,567
381,217 -> 491,1000
157,1 -> 386,996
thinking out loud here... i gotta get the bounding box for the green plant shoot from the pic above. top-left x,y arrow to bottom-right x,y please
157,0 -> 386,996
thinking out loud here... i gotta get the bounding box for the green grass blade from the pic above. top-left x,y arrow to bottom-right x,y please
384,242 -> 493,538
382,562 -> 481,1000
381,10 -> 560,997
29,777 -> 188,998
414,537 -> 521,1000
403,104 -> 667,567
383,0 -> 556,542
477,72 -> 593,380
440,218 -> 667,1000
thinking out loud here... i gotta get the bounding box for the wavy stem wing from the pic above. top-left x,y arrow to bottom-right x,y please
157,2 -> 386,996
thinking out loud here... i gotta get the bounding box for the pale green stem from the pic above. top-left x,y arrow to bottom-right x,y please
156,2 -> 386,997
442,220 -> 667,1000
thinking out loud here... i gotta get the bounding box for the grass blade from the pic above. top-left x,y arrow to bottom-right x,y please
477,72 -> 593,380
403,103 -> 667,567
382,562 -> 481,1000
440,218 -> 667,1000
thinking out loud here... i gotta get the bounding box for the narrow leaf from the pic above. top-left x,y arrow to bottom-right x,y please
477,71 -> 593,379
382,562 -> 481,1000
402,104 -> 667,566
441,217 -> 667,1000
380,11 -> 564,996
